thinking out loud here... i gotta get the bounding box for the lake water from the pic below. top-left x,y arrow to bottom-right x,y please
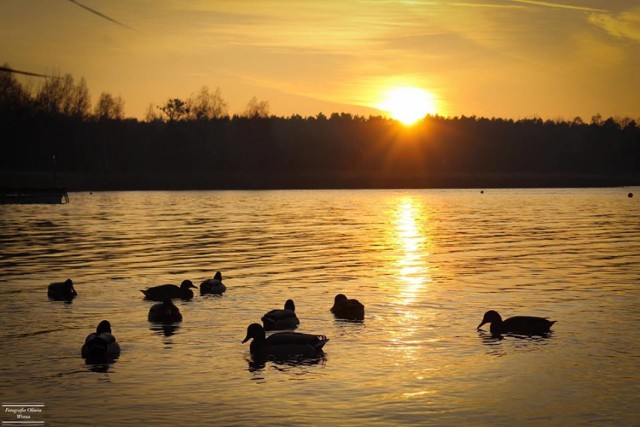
0,188 -> 638,426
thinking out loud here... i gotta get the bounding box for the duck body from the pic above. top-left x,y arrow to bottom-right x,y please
262,299 -> 300,331
242,323 -> 328,358
48,279 -> 77,301
200,271 -> 226,295
81,320 -> 120,361
141,280 -> 196,301
148,299 -> 183,323
477,310 -> 556,336
331,294 -> 365,321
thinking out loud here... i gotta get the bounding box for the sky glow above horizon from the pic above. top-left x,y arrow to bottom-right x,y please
0,0 -> 638,120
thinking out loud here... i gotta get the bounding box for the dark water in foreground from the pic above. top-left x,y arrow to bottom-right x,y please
1,189 -> 638,426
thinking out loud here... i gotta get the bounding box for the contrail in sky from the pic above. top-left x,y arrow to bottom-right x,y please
67,0 -> 136,31
509,0 -> 606,12
0,65 -> 52,78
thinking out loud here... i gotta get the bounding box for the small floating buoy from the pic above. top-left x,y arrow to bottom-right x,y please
628,192 -> 633,198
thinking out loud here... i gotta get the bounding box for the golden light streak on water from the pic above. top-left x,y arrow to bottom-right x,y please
393,197 -> 431,305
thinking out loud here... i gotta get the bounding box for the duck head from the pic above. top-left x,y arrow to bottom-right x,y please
162,298 -> 177,311
64,279 -> 77,296
334,294 -> 348,304
180,280 -> 196,290
284,299 -> 295,311
214,271 -> 222,281
477,310 -> 502,330
96,320 -> 112,334
242,323 -> 266,343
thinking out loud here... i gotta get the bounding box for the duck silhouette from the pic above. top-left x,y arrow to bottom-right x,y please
242,323 -> 328,358
477,310 -> 556,336
47,279 -> 77,301
330,294 -> 365,321
200,271 -> 226,295
81,320 -> 121,361
262,299 -> 300,331
148,299 -> 183,323
141,280 -> 196,301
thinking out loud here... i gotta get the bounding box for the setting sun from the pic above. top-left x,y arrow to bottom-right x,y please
379,87 -> 437,125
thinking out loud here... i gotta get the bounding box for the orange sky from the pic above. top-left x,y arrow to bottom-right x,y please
1,0 -> 638,120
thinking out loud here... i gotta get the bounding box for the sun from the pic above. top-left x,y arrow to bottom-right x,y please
379,87 -> 437,125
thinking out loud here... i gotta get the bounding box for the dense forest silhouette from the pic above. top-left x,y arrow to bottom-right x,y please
1,67 -> 639,190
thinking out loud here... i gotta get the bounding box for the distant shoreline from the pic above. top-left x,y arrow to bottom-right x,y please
2,170 -> 638,192
3,115 -> 639,192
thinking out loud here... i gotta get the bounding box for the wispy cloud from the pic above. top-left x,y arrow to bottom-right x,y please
67,0 -> 136,31
588,8 -> 640,42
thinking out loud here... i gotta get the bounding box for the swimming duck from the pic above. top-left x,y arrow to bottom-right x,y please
477,310 -> 556,336
242,323 -> 328,358
200,271 -> 226,295
81,320 -> 121,360
331,294 -> 365,321
140,280 -> 196,301
262,299 -> 300,331
47,278 -> 77,301
148,299 -> 183,323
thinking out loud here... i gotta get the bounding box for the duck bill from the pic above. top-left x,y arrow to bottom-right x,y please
477,321 -> 487,330
242,335 -> 250,344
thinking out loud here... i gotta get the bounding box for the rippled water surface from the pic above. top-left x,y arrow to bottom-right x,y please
1,189 -> 639,426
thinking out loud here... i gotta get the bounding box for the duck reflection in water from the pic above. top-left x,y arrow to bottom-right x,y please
478,329 -> 553,358
86,361 -> 116,373
246,353 -> 327,372
149,323 -> 181,337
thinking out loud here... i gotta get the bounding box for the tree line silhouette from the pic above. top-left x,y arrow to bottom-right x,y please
1,67 -> 638,190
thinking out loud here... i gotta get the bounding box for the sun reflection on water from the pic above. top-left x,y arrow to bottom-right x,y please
393,197 -> 431,305
386,197 -> 434,367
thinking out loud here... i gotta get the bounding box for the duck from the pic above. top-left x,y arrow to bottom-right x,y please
200,271 -> 226,295
81,320 -> 121,361
477,310 -> 556,336
47,278 -> 77,301
148,299 -> 183,323
140,280 -> 196,301
242,323 -> 328,358
262,299 -> 300,331
330,294 -> 365,321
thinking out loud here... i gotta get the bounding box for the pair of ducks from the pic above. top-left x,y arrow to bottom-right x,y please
140,273 -> 225,323
139,272 -> 226,301
80,297 -> 185,362
259,293 -> 366,330
243,293 -> 365,357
